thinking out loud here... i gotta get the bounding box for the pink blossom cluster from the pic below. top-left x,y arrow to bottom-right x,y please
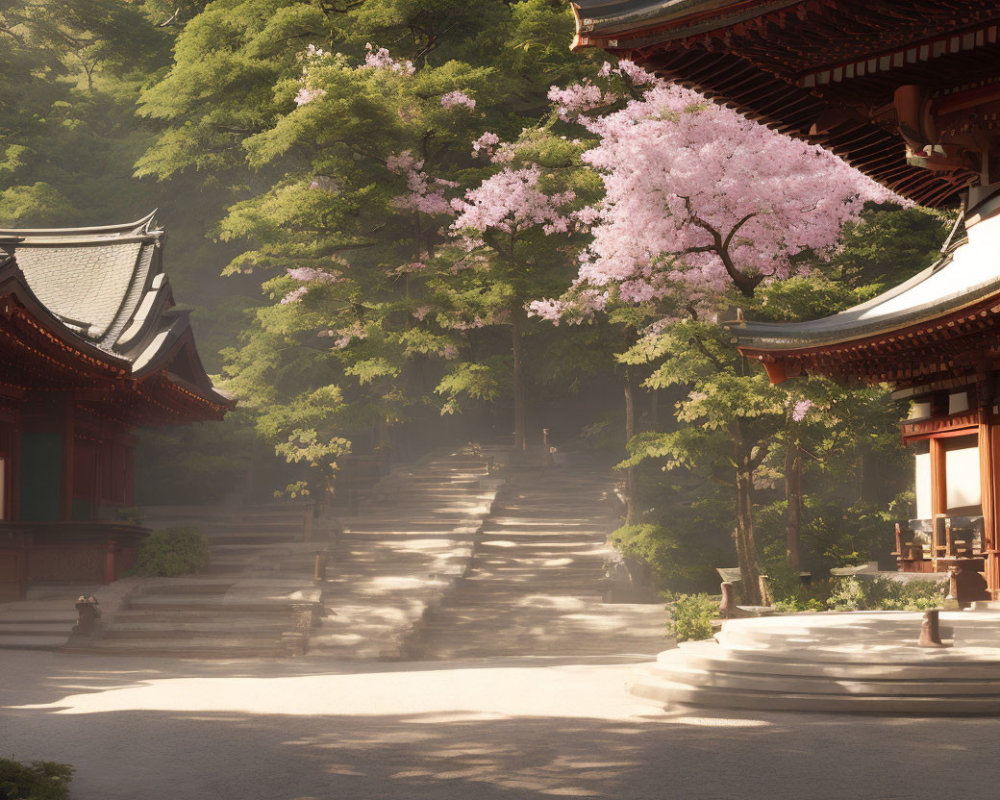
450,165 -> 575,239
547,61 -> 656,123
791,399 -> 814,422
597,59 -> 657,86
286,267 -> 344,284
547,81 -> 605,122
294,45 -> 332,106
294,86 -> 326,106
280,286 -> 308,305
569,80 -> 896,307
470,131 -> 515,164
320,321 -> 368,350
309,176 -> 340,192
386,150 -> 454,216
471,131 -> 499,157
280,266 -> 345,304
528,288 -> 608,325
441,90 -> 476,110
362,43 -> 415,75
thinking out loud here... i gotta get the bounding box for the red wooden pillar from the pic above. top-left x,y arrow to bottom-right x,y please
104,539 -> 117,584
983,421 -> 1000,599
60,395 -> 75,521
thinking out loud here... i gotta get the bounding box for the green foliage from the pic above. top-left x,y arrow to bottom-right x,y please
0,758 -> 73,800
0,0 -> 945,597
610,511 -> 728,595
0,184 -> 75,227
666,593 -> 718,642
766,571 -> 944,612
825,203 -> 950,291
826,576 -> 944,612
134,527 -> 210,577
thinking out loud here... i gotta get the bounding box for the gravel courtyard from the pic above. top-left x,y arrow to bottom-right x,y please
4,649 -> 999,800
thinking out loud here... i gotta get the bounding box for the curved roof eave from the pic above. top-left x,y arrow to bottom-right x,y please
732,216 -> 1000,357
131,314 -> 235,408
573,0 -> 794,42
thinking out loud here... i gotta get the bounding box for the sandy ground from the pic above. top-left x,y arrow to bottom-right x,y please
4,650 -> 1000,800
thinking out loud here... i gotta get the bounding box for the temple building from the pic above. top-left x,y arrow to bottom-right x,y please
0,213 -> 233,600
571,1 -> 1000,600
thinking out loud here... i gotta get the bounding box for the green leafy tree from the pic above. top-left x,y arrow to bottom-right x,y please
135,0 -> 602,495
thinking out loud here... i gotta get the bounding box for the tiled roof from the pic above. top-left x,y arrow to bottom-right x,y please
0,213 -> 232,412
571,0 -> 1000,208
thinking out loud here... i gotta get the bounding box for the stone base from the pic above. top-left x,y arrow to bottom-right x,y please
631,610 -> 1000,715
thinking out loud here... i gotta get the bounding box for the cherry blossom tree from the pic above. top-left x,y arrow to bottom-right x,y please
441,149 -> 583,451
534,62 -> 895,601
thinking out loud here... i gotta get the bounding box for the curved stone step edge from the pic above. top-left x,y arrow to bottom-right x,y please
662,642 -> 1000,677
626,679 -> 1000,715
652,661 -> 1000,697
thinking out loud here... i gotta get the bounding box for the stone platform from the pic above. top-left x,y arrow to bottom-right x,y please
630,610 -> 1000,714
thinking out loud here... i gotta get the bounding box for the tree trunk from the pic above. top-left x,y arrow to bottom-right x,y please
511,304 -> 527,451
785,440 -> 802,570
624,364 -> 638,523
735,461 -> 762,605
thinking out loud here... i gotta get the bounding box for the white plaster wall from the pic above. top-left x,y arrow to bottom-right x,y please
946,445 -> 981,511
915,452 -> 931,519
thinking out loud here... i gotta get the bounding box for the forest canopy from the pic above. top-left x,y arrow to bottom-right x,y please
0,0 -> 950,597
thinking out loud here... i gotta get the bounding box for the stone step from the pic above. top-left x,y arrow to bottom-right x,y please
126,596 -> 306,613
660,640 -> 1000,680
102,620 -> 292,638
627,678 -> 1000,715
0,635 -> 71,650
650,659 -> 1000,697
201,532 -> 304,545
134,581 -> 235,596
62,638 -> 288,658
0,609 -> 76,623
0,622 -> 72,635
112,607 -> 294,622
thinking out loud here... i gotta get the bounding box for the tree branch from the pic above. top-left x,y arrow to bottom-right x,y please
676,196 -> 763,298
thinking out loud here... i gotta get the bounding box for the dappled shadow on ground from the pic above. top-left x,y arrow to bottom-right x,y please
6,652 -> 1000,800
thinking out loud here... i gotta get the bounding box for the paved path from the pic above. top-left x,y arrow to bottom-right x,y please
5,649 -> 1000,800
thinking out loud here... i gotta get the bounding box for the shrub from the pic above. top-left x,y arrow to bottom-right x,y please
667,593 -> 718,642
826,575 -> 944,611
0,758 -> 72,800
134,527 -> 210,577
610,520 -> 727,595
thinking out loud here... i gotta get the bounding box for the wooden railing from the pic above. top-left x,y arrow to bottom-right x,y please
893,515 -> 985,572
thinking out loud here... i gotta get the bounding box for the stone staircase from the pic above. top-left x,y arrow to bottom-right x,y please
0,584 -> 94,650
63,503 -> 324,657
308,449 -> 501,659
628,609 -> 1000,714
0,450 -> 499,658
405,457 -> 667,660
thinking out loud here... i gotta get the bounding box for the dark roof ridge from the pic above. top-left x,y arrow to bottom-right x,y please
0,210 -> 159,239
